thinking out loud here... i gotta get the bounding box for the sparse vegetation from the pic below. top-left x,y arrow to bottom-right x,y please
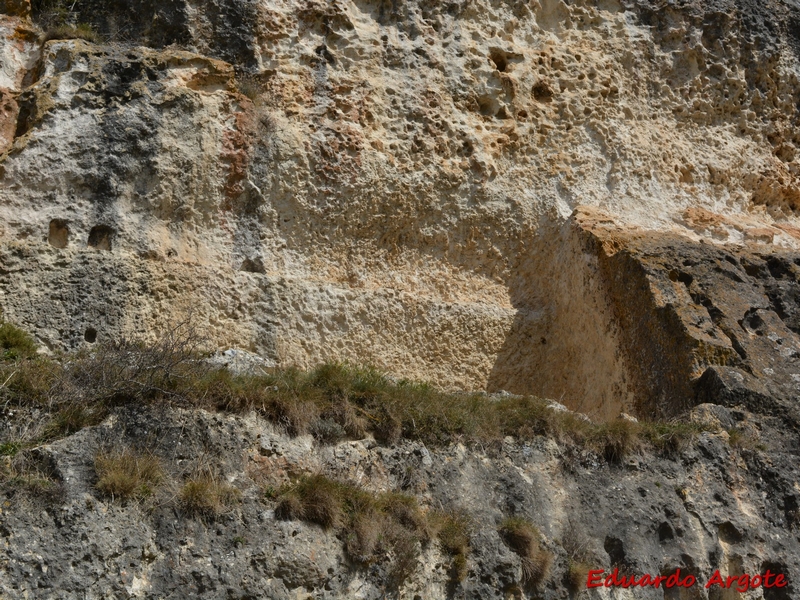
42,23 -> 101,44
235,73 -> 264,102
726,427 -> 765,451
0,442 -> 20,457
0,449 -> 64,502
0,322 -> 712,462
498,517 -> 552,584
567,560 -> 592,591
33,0 -> 103,44
94,448 -> 163,501
276,474 -> 432,586
432,508 -> 472,583
179,473 -> 241,517
43,403 -> 107,441
560,520 -> 595,592
0,320 -> 37,361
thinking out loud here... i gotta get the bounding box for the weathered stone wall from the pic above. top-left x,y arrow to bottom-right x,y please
4,0 -> 800,416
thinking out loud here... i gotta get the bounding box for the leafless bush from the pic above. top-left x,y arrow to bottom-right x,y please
59,318 -> 207,406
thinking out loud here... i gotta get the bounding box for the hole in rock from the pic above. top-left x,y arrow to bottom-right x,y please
761,561 -> 792,599
489,48 -> 508,72
84,328 -> 97,343
495,105 -> 512,119
767,257 -> 791,279
668,270 -> 694,287
658,522 -> 675,541
532,81 -> 554,102
604,536 -> 626,567
48,219 -> 69,248
717,521 -> 742,544
240,258 -> 265,274
88,225 -> 114,251
478,95 -> 499,116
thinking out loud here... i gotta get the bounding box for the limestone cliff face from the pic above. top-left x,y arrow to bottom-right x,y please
4,0 -> 800,418
4,3 -> 800,599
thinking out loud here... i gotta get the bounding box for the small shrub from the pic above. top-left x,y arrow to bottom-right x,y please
95,448 -> 163,501
498,517 -> 552,584
0,321 -> 37,361
180,474 -> 241,517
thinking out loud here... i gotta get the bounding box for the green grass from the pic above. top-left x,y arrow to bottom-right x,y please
0,442 -> 21,457
0,321 -> 37,361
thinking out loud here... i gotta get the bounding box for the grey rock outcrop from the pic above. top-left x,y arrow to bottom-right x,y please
1,401 -> 797,599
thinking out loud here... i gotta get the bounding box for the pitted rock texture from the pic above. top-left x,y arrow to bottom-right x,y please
1,402 -> 798,599
5,0 -> 800,414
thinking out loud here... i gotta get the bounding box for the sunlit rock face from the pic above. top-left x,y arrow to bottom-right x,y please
4,0 -> 800,418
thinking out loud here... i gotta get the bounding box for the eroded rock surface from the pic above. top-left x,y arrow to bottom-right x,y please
0,403 -> 798,599
4,0 -> 800,416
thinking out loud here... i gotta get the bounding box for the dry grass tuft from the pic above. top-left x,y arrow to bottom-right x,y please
276,474 -> 431,587
180,473 -> 241,517
567,561 -> 592,591
590,419 -> 641,463
560,519 -> 596,592
726,427 -> 765,451
94,448 -> 163,501
0,450 -> 64,503
432,508 -> 472,583
42,23 -> 101,44
235,74 -> 264,102
498,517 -> 552,584
43,403 -> 107,441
